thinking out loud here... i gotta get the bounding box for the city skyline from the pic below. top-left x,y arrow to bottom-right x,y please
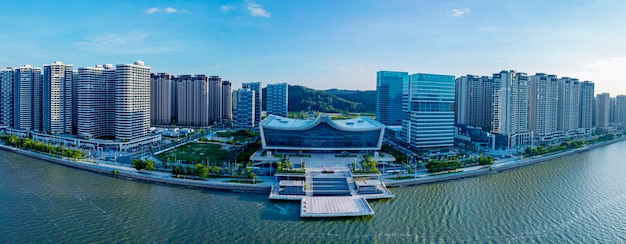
1,1 -> 625,94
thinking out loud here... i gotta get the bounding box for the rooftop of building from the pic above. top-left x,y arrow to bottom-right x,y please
261,114 -> 383,132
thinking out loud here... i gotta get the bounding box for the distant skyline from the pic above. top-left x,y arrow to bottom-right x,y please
1,0 -> 625,94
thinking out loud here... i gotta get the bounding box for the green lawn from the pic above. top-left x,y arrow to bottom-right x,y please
156,142 -> 232,164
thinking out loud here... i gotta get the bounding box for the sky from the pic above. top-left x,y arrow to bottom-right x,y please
1,0 -> 625,94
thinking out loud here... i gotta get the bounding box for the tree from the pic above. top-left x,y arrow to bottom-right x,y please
144,160 -> 155,171
283,159 -> 292,169
132,159 -> 143,171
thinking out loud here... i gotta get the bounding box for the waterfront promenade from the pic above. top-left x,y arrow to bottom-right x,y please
1,136 -> 625,193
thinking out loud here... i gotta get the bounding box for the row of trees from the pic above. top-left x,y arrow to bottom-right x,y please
524,139 -> 587,157
276,158 -> 305,173
131,159 -> 155,171
425,159 -> 461,173
352,155 -> 380,174
1,135 -> 85,159
172,163 -> 222,178
381,144 -> 408,165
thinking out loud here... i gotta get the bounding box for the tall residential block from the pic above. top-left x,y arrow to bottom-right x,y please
72,70 -> 78,134
222,80 -> 232,121
529,73 -> 559,142
14,65 -> 42,131
579,81 -> 595,129
557,77 -> 580,132
0,68 -> 14,126
402,73 -> 455,149
176,75 -> 209,126
77,64 -> 116,139
115,61 -> 150,141
610,97 -> 616,123
595,93 -> 611,130
615,95 -> 626,125
150,73 -> 173,125
208,76 -> 223,122
43,61 -> 74,135
233,88 -> 255,128
492,70 -> 531,149
266,83 -> 288,117
242,82 -> 262,127
455,75 -> 494,128
376,71 -> 407,126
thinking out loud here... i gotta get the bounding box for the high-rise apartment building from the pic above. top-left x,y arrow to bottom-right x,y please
242,82 -> 262,127
595,93 -> 611,130
615,95 -> 626,125
115,61 -> 150,141
72,70 -> 79,134
149,73 -> 232,126
579,81 -> 595,129
401,73 -> 455,149
208,76 -> 223,122
0,68 -> 14,127
171,76 -> 179,123
222,80 -> 232,121
376,71 -> 406,126
77,64 -> 116,139
176,75 -> 209,126
529,73 -> 559,142
150,73 -> 173,125
14,65 -> 42,131
266,83 -> 288,117
233,88 -> 255,128
492,70 -> 531,149
557,77 -> 580,132
455,75 -> 494,128
43,61 -> 74,134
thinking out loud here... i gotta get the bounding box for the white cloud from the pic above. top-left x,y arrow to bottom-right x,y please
145,7 -> 187,14
146,7 -> 160,14
221,5 -> 234,13
561,56 -> 626,94
451,8 -> 470,17
164,7 -> 178,13
246,2 -> 271,18
73,32 -> 181,54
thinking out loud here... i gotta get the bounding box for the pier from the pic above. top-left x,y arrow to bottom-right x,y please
269,168 -> 394,217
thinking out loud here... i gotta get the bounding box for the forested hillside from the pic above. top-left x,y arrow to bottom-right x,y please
261,85 -> 375,113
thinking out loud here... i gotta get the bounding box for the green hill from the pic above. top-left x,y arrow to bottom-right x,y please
262,85 -> 375,113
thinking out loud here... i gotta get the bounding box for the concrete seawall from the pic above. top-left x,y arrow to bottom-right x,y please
385,137 -> 626,188
0,144 -> 271,194
2,136 -> 624,193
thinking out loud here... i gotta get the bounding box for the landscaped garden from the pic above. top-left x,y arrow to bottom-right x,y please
156,142 -> 231,165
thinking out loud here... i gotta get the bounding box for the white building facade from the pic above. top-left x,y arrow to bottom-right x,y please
43,61 -> 74,135
115,61 -> 151,141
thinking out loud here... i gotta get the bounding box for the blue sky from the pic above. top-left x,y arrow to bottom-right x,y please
1,0 -> 626,94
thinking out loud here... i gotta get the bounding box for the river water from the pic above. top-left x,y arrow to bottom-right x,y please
1,141 -> 626,243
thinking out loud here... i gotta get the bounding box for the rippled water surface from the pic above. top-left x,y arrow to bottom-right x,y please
1,142 -> 626,243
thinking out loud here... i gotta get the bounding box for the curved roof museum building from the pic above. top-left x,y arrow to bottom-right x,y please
259,114 -> 385,151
